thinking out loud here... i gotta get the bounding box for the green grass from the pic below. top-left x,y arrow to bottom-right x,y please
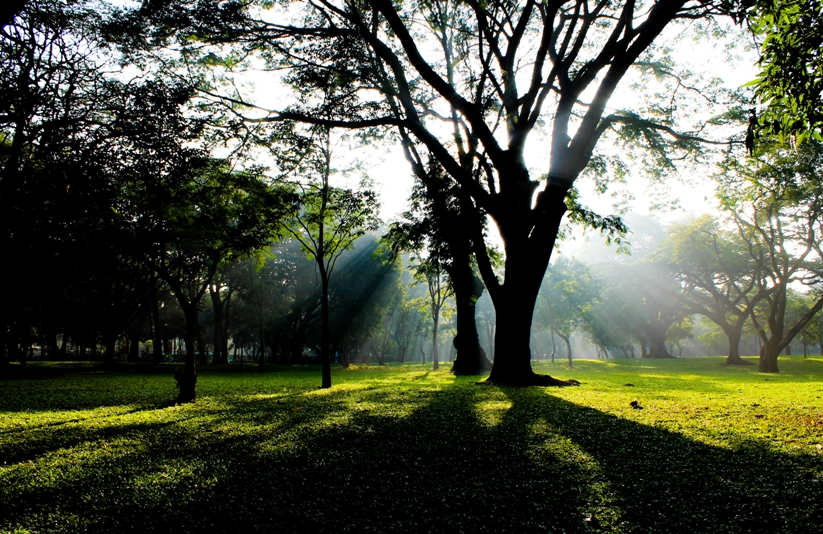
1,357 -> 823,533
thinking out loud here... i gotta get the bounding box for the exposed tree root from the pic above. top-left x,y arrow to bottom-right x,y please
724,358 -> 754,366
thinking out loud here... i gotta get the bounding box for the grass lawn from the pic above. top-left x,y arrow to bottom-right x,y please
1,357 -> 823,533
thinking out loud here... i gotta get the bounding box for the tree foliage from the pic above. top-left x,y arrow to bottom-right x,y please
747,0 -> 823,142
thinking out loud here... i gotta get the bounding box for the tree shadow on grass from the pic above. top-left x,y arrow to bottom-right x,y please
1,381 -> 822,533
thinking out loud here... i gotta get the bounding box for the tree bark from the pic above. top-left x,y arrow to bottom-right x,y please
644,324 -> 675,359
176,303 -> 198,403
258,324 -> 266,373
723,326 -> 752,365
450,269 -> 492,375
210,284 -> 227,365
759,342 -> 780,373
432,305 -> 440,371
320,267 -> 331,387
103,335 -> 116,368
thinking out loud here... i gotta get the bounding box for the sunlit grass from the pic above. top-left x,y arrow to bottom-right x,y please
1,357 -> 823,533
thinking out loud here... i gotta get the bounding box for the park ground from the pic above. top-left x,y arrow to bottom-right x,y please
1,357 -> 823,533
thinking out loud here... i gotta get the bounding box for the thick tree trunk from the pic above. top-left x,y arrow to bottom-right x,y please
483,185 -> 575,386
450,270 -> 492,375
724,327 -> 752,365
644,326 -> 674,359
759,342 -> 780,373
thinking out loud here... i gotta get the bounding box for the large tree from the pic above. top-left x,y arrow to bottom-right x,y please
113,0 -> 748,385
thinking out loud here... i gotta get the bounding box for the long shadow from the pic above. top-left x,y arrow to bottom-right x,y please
1,380 -> 822,533
498,387 -> 823,533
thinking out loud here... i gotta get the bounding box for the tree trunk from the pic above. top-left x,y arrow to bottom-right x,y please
557,332 -> 572,368
103,335 -> 116,368
176,304 -> 198,403
128,333 -> 140,362
724,326 -> 751,365
483,204 -> 573,386
210,285 -> 227,365
196,318 -> 208,365
449,260 -> 492,375
486,271 -> 568,386
759,341 -> 780,373
258,325 -> 266,373
644,326 -> 674,359
319,268 -> 331,387
432,306 -> 440,371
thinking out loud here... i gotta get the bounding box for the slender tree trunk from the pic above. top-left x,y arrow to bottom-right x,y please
128,333 -> 140,362
103,335 -> 116,368
319,267 -> 331,387
210,285 -> 226,365
550,330 -> 556,363
432,305 -> 440,371
557,332 -> 572,368
196,318 -> 208,365
176,304 -> 198,403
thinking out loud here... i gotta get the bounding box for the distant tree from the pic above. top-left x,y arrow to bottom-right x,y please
281,126 -> 380,388
534,257 -> 600,368
653,215 -> 768,364
411,254 -> 454,371
639,262 -> 689,359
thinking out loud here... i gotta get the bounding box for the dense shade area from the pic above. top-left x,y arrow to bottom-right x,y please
1,359 -> 823,533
